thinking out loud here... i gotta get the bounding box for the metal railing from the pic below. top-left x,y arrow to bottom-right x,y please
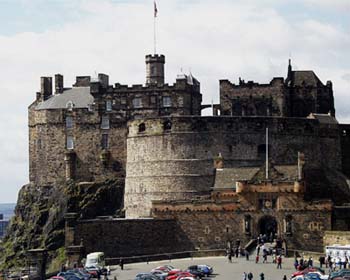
105,249 -> 226,265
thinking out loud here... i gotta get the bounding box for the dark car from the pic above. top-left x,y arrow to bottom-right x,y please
186,266 -> 205,278
135,273 -> 161,280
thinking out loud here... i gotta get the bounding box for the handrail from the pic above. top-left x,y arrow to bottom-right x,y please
105,249 -> 226,265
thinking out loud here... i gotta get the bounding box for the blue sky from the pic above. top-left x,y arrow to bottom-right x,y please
0,0 -> 349,203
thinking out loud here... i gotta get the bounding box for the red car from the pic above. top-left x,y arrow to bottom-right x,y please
166,271 -> 194,280
292,267 -> 324,278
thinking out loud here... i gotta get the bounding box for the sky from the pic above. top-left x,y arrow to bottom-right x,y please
0,0 -> 349,203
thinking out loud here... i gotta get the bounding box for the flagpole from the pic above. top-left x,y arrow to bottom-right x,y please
266,127 -> 269,180
154,12 -> 156,54
153,1 -> 157,54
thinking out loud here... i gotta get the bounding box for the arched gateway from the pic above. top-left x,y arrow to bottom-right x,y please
258,216 -> 278,240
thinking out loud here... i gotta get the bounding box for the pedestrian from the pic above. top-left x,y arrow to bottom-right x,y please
119,258 -> 124,270
277,255 -> 282,269
248,272 -> 253,280
60,264 -> 66,273
263,252 -> 267,263
245,249 -> 250,261
345,256 -> 348,269
308,257 -> 313,268
260,273 -> 264,280
283,275 -> 287,280
256,254 -> 259,263
228,251 -> 232,263
319,256 -> 324,268
243,272 -> 247,280
257,245 -> 261,256
294,258 -> 299,270
236,247 -> 239,258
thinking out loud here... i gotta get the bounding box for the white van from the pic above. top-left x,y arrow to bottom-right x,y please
85,252 -> 105,268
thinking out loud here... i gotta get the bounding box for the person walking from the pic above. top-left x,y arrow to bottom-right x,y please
260,273 -> 264,280
277,255 -> 282,269
243,272 -> 247,280
256,254 -> 260,263
245,249 -> 250,261
228,250 -> 233,263
263,252 -> 267,263
119,258 -> 124,270
248,272 -> 253,280
283,275 -> 287,280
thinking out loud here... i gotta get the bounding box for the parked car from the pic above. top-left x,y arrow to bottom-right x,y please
68,269 -> 92,280
166,272 -> 194,280
48,277 -> 65,280
186,266 -> 205,278
197,265 -> 213,276
84,266 -> 102,278
176,277 -> 196,280
85,252 -> 105,269
57,271 -> 84,280
292,267 -> 325,278
135,273 -> 161,280
151,270 -> 168,280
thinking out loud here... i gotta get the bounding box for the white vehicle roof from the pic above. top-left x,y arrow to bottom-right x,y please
87,252 -> 104,257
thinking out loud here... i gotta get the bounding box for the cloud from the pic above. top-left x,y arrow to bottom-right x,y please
0,0 -> 349,202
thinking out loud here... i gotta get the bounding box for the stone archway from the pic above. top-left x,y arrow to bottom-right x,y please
258,215 -> 278,242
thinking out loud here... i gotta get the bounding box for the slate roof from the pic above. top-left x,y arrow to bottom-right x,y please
292,71 -> 322,87
36,87 -> 93,110
213,165 -> 299,190
307,113 -> 338,125
213,167 -> 260,189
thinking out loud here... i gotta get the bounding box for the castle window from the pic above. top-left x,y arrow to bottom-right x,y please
133,97 -> 142,108
88,103 -> 94,112
101,116 -> 110,129
163,120 -> 172,131
106,100 -> 112,111
138,123 -> 146,133
178,96 -> 184,107
66,116 -> 73,129
101,134 -> 109,149
163,96 -> 171,107
66,136 -> 74,150
150,96 -> 156,104
121,97 -> 127,105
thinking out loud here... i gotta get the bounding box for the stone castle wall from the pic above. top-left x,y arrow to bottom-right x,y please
72,218 -> 193,259
125,116 -> 341,218
29,105 -> 127,186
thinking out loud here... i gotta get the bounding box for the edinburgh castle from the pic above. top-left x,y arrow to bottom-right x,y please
7,53 -> 349,266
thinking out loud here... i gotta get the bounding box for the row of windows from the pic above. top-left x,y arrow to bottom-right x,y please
65,116 -> 110,129
66,134 -> 109,150
105,96 -> 173,111
138,120 -> 172,133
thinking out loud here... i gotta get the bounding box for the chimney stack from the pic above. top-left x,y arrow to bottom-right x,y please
55,74 -> 64,94
40,77 -> 52,101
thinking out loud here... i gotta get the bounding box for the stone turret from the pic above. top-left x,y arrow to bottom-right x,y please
146,54 -> 165,85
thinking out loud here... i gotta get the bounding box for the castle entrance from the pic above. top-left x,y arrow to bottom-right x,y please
258,216 -> 277,241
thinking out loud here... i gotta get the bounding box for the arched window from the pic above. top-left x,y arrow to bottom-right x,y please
138,123 -> 146,133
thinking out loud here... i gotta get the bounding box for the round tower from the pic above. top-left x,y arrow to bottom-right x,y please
146,54 -> 165,85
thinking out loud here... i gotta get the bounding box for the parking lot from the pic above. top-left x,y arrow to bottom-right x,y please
110,255 -> 296,280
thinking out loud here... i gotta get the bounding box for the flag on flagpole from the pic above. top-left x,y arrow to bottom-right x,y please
154,1 -> 158,17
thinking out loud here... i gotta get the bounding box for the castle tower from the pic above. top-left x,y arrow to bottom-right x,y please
146,54 -> 165,85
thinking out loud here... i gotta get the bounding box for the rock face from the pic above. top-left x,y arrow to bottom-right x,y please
0,179 -> 124,269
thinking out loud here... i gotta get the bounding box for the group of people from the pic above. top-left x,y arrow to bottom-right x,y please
226,246 -> 250,262
323,254 -> 349,271
242,272 -> 265,280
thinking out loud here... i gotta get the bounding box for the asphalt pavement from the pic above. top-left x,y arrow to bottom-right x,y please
109,254 -> 296,280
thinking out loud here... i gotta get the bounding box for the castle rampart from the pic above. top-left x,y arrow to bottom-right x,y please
125,116 -> 341,218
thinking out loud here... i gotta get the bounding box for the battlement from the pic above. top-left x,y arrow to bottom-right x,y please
145,54 -> 165,63
220,77 -> 284,88
127,116 -> 326,138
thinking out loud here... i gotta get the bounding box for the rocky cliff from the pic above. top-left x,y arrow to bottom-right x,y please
0,178 -> 124,270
